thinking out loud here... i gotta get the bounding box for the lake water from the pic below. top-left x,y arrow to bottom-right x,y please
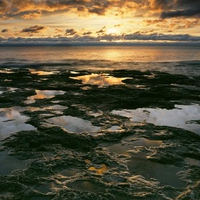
0,45 -> 200,76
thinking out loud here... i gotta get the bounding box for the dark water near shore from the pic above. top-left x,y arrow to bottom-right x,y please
0,45 -> 200,76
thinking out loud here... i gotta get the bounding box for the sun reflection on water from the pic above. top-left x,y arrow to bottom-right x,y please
71,73 -> 130,87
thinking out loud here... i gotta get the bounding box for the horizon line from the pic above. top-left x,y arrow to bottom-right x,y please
0,41 -> 200,47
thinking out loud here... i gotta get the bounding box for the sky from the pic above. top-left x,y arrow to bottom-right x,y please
0,0 -> 200,44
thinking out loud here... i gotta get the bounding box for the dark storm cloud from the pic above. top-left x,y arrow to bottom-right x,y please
161,8 -> 200,18
21,25 -> 46,33
151,0 -> 200,18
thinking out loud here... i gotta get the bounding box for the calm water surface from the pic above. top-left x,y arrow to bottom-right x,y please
0,45 -> 200,75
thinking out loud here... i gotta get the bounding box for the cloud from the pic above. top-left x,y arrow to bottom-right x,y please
0,0 -> 145,19
21,25 -> 47,33
96,26 -> 106,34
123,32 -> 200,41
83,31 -> 93,35
0,0 -> 10,15
22,12 -> 42,19
1,32 -> 200,45
148,0 -> 200,18
144,19 -> 166,25
87,1 -> 111,15
1,29 -> 8,33
65,29 -> 77,36
0,0 -> 111,18
144,18 -> 200,31
161,8 -> 200,18
0,0 -> 198,20
114,24 -> 122,27
149,0 -> 172,10
55,28 -> 64,33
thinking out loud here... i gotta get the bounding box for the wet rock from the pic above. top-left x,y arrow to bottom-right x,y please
3,127 -> 97,154
176,181 -> 200,200
1,69 -> 200,199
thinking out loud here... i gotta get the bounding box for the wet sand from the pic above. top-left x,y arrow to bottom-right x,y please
0,68 -> 200,199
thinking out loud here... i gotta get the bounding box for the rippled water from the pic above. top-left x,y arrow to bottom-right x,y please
0,45 -> 200,76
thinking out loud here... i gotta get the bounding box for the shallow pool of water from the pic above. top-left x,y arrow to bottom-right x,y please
107,138 -> 162,154
112,104 -> 200,135
25,90 -> 65,104
71,73 -> 130,87
0,151 -> 28,175
47,115 -> 100,133
0,107 -> 36,140
128,153 -> 185,188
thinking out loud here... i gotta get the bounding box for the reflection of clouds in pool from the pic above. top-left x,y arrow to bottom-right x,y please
0,69 -> 14,74
70,71 -> 80,75
112,104 -> 200,135
107,138 -> 162,154
25,90 -> 65,104
29,69 -> 55,75
0,88 -> 18,95
0,107 -> 36,140
47,115 -> 100,133
71,73 -> 130,87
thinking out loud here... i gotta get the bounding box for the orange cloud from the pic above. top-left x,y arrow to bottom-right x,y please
21,25 -> 47,33
65,28 -> 77,36
0,0 -> 149,19
22,11 -> 42,19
